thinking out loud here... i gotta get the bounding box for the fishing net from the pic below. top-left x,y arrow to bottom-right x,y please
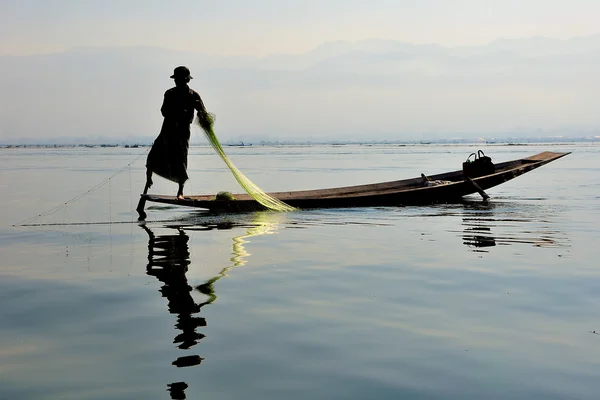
196,111 -> 296,212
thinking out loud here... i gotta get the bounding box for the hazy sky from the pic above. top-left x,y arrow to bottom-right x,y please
2,1 -> 600,142
2,0 -> 600,56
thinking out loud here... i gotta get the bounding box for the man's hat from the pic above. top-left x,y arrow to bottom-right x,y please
170,66 -> 193,79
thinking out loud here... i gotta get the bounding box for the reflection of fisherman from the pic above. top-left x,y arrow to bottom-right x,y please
142,224 -> 208,399
140,214 -> 282,398
145,66 -> 208,199
142,225 -> 205,360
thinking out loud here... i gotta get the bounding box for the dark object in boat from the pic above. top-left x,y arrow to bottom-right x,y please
463,150 -> 495,178
138,151 -> 569,214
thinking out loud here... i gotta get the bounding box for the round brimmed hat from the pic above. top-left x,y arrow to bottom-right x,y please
170,66 -> 193,79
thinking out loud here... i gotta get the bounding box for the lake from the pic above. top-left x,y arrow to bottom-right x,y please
1,143 -> 599,399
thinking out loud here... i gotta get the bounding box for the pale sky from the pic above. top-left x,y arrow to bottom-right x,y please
2,0 -> 599,56
2,0 -> 600,142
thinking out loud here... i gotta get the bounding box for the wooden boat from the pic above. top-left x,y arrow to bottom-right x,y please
139,151 -> 569,215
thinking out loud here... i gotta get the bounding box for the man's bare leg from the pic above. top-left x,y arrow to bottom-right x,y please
177,182 -> 185,200
144,169 -> 153,192
137,168 -> 153,220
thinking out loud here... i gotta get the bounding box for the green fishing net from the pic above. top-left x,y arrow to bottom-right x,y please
197,111 -> 296,212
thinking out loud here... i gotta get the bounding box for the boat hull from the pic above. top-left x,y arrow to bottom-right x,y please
141,151 -> 570,213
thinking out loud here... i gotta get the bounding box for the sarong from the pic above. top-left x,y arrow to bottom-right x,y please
146,119 -> 191,183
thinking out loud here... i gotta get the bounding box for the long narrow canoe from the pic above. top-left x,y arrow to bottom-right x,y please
141,151 -> 569,213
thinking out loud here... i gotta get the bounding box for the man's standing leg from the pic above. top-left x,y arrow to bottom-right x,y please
177,181 -> 185,200
145,168 -> 153,192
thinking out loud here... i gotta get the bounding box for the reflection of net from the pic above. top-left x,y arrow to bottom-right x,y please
196,112 -> 295,212
231,221 -> 279,268
197,212 -> 283,302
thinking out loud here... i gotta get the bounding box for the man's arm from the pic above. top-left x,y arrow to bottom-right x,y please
160,91 -> 171,118
193,92 -> 214,129
192,91 -> 206,113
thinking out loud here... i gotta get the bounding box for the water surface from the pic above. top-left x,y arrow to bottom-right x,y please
1,144 -> 599,399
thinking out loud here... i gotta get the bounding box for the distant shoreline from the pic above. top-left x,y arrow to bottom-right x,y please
1,138 -> 598,148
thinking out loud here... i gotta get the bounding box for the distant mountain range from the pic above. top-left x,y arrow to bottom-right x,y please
1,36 -> 600,143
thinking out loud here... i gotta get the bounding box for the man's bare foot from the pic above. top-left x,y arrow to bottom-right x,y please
176,193 -> 184,200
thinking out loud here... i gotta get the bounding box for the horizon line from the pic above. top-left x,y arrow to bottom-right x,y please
2,136 -> 599,147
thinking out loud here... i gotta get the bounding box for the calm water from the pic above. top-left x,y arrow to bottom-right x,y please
1,143 -> 599,399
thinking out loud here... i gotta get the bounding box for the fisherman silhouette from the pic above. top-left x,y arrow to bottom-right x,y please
144,66 -> 208,200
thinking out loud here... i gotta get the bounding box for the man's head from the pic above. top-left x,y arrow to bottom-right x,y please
170,66 -> 192,87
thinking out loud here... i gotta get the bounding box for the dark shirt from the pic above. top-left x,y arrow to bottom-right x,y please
161,86 -> 204,125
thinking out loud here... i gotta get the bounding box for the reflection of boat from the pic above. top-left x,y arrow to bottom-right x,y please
458,201 -> 570,253
463,225 -> 496,251
140,151 -> 569,214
